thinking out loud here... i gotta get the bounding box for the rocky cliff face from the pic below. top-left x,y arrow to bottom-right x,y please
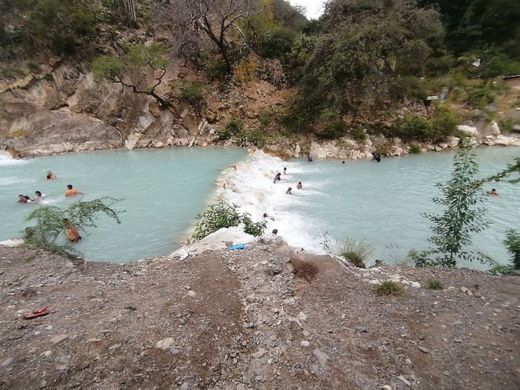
1,56 -> 520,159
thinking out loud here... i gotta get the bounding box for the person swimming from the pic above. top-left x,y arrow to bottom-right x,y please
263,212 -> 275,221
63,218 -> 81,242
65,184 -> 83,197
286,187 -> 292,195
17,194 -> 31,203
283,167 -> 287,175
488,188 -> 499,196
46,171 -> 57,180
296,182 -> 302,190
372,152 -> 381,163
33,191 -> 44,202
273,172 -> 282,183
307,155 -> 313,162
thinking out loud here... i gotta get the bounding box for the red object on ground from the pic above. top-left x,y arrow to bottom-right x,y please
23,306 -> 49,319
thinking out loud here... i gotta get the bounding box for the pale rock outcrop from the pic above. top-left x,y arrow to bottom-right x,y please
457,125 -> 479,136
445,136 -> 460,148
3,108 -> 121,155
487,121 -> 501,136
494,135 -> 520,146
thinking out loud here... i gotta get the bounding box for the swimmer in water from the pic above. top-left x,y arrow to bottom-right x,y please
46,171 -> 57,180
65,184 -> 83,197
273,172 -> 282,183
33,191 -> 44,202
372,152 -> 381,163
263,212 -> 275,221
283,167 -> 287,175
63,218 -> 81,242
488,188 -> 499,196
286,187 -> 292,195
18,194 -> 30,203
308,155 -> 313,162
296,182 -> 302,190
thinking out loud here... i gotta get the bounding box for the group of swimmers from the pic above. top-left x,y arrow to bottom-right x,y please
272,166 -> 303,196
17,170 -> 84,242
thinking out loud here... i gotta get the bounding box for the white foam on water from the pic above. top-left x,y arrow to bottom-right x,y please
0,151 -> 28,167
214,150 -> 328,254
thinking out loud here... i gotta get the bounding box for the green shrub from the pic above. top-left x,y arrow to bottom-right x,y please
337,238 -> 373,268
257,26 -> 297,60
351,128 -> 367,143
319,120 -> 346,140
504,229 -> 520,270
427,279 -> 444,290
242,215 -> 267,237
177,80 -> 204,104
409,144 -> 422,154
24,197 -> 122,258
242,129 -> 267,147
498,118 -> 515,134
191,200 -> 266,240
259,109 -> 273,128
479,53 -> 520,79
489,263 -> 514,275
408,249 -> 436,267
217,118 -> 243,141
374,281 -> 404,296
465,81 -> 502,110
394,106 -> 458,142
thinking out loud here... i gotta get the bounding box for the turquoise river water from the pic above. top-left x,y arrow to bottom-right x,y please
0,146 -> 518,268
0,148 -> 246,262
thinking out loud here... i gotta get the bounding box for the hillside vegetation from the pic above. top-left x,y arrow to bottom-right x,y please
0,0 -> 519,151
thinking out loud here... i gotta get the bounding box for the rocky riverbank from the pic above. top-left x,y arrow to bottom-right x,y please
1,241 -> 519,389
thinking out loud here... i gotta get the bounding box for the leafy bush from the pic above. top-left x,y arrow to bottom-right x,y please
374,281 -> 404,296
504,229 -> 520,270
465,81 -> 502,110
394,106 -> 459,142
498,118 -> 515,134
409,144 -> 422,154
242,214 -> 267,237
177,80 -> 204,104
408,249 -> 436,267
191,200 -> 266,240
242,129 -> 268,147
257,26 -> 297,60
319,120 -> 346,140
24,198 -> 122,257
217,118 -> 243,141
337,238 -> 373,268
351,128 -> 367,143
427,279 -> 444,290
479,53 -> 520,79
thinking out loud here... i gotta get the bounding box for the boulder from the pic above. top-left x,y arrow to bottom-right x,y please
445,136 -> 460,148
494,135 -> 520,146
457,125 -> 478,136
487,121 -> 501,136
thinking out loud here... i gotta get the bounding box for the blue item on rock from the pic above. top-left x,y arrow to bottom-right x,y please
228,243 -> 247,250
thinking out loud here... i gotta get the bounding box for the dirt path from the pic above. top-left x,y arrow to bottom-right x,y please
1,241 -> 519,389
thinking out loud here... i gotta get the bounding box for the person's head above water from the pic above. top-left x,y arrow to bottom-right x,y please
35,191 -> 42,197
67,184 -> 73,190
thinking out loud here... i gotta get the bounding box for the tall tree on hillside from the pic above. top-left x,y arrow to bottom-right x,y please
166,0 -> 256,70
297,0 -> 443,118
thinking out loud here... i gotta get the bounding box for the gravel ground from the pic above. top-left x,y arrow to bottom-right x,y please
1,240 -> 519,389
